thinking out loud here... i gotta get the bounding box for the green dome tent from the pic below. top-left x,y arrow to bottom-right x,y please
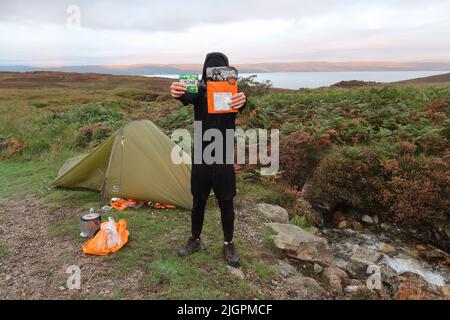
53,120 -> 192,209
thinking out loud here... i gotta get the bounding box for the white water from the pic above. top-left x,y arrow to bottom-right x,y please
322,228 -> 449,287
383,255 -> 446,286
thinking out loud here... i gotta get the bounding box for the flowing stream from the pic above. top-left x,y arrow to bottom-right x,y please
322,227 -> 449,287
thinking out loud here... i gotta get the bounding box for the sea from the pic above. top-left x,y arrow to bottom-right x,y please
144,70 -> 449,90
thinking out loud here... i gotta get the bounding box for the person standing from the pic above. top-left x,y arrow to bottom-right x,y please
170,52 -> 246,267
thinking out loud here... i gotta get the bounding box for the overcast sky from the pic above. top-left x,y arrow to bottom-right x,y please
0,0 -> 449,66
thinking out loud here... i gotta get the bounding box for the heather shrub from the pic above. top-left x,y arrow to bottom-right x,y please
304,147 -> 386,214
279,131 -> 327,189
76,122 -> 114,148
381,156 -> 449,226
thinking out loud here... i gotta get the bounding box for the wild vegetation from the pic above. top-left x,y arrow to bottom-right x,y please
1,72 -> 448,233
0,71 -> 448,299
239,85 -> 449,235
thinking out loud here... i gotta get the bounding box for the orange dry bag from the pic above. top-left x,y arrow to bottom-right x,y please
82,219 -> 129,256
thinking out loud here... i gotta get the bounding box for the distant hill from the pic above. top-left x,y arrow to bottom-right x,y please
395,72 -> 450,84
0,65 -> 197,75
329,72 -> 450,88
1,61 -> 450,76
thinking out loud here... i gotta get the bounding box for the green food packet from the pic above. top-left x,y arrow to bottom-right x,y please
179,74 -> 199,93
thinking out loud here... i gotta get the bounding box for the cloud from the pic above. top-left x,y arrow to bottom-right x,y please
0,0 -> 449,65
0,0 -> 343,32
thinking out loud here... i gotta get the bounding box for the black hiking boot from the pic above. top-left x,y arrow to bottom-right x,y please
224,242 -> 240,267
178,236 -> 201,257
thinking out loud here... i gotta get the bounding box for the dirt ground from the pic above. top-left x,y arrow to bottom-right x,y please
0,196 -> 301,300
0,196 -> 151,299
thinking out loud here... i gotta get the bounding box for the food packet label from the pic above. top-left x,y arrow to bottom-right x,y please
179,74 -> 199,93
213,92 -> 233,112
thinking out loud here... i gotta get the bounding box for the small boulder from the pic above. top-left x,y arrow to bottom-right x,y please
361,214 -> 374,224
379,243 -> 396,255
277,260 -> 297,278
226,266 -> 245,280
345,247 -> 382,278
266,223 -> 334,265
323,266 -> 350,294
333,210 -> 346,225
313,264 -> 324,274
415,244 -> 427,252
257,203 -> 289,223
337,220 -> 350,229
286,275 -> 327,297
373,215 -> 380,224
350,220 -> 365,232
418,247 -> 449,263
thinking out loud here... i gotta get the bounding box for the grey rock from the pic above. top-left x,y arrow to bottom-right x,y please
345,248 -> 382,278
313,264 -> 324,274
379,243 -> 396,255
257,203 -> 289,223
418,247 -> 449,263
373,215 -> 380,224
361,215 -> 374,224
323,266 -> 350,294
277,260 -> 297,278
266,223 -> 334,265
226,266 -> 245,280
338,220 -> 350,229
286,276 -> 327,297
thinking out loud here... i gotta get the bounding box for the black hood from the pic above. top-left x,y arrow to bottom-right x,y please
201,52 -> 229,82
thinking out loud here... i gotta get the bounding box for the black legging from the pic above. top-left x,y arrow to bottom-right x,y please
191,197 -> 235,242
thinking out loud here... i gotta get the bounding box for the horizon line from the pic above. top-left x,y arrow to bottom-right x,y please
2,59 -> 450,68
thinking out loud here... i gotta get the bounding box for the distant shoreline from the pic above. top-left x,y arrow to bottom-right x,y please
1,70 -> 449,91
144,70 -> 450,89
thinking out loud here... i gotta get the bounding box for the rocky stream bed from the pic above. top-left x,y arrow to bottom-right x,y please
258,202 -> 450,300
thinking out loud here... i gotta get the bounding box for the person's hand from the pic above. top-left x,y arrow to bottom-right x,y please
230,92 -> 246,110
170,82 -> 187,98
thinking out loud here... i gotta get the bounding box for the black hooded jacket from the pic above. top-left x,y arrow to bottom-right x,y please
177,52 -> 245,164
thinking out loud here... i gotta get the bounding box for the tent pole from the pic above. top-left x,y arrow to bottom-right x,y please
100,127 -> 123,206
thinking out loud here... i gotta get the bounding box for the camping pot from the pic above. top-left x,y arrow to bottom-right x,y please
80,212 -> 101,238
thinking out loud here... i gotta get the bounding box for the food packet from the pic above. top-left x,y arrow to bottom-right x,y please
179,74 -> 199,93
206,66 -> 238,114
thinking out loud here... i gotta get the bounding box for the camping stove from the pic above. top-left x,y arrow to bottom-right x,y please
80,212 -> 101,238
